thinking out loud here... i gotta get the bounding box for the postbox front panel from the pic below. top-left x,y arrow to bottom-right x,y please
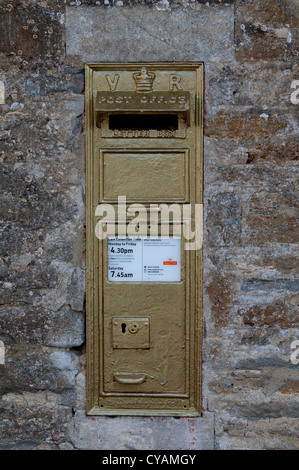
101,148 -> 189,202
86,63 -> 203,416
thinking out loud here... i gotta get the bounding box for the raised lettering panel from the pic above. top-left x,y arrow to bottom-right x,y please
95,91 -> 190,112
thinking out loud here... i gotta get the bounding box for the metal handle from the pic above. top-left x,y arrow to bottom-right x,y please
113,373 -> 148,384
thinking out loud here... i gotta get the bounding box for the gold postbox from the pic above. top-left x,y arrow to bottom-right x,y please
85,63 -> 203,416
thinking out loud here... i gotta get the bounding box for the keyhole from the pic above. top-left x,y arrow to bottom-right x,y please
121,323 -> 126,334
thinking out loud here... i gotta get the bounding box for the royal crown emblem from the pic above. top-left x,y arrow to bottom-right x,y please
133,67 -> 156,93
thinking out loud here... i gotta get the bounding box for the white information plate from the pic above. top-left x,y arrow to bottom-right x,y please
108,237 -> 181,282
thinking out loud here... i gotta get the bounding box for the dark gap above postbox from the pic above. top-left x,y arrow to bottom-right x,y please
109,114 -> 179,131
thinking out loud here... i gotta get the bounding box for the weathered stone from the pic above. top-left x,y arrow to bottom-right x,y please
0,168 -> 79,229
262,368 -> 299,396
0,345 -> 80,395
206,165 -> 299,191
246,140 -> 299,164
67,267 -> 85,312
270,254 -> 298,277
0,391 -> 72,447
72,410 -> 215,450
280,378 -> 299,394
231,402 -> 299,420
206,192 -> 241,247
240,331 -> 272,346
206,274 -> 233,327
207,61 -> 299,110
206,245 -> 298,278
0,1 -> 64,60
58,442 -> 75,450
0,0 -> 298,452
203,327 -> 298,382
235,0 -> 299,61
216,415 -> 299,450
241,279 -> 299,293
205,113 -> 287,140
33,442 -> 60,450
235,357 -> 298,370
0,263 -> 58,304
23,67 -> 84,96
0,440 -> 39,450
245,192 -> 298,244
65,4 -> 235,63
240,302 -> 298,329
0,305 -> 84,347
289,294 -> 299,307
208,373 -> 265,395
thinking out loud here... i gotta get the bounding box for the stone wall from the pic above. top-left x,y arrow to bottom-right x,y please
0,0 -> 298,450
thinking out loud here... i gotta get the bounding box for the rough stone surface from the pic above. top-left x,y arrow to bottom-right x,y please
0,0 -> 298,451
65,4 -> 234,63
73,411 -> 215,450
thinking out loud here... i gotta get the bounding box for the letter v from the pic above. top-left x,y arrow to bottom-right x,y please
105,74 -> 120,90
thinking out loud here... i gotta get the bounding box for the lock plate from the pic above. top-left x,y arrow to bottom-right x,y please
112,317 -> 150,349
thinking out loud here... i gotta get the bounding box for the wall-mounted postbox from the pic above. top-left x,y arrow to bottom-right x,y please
85,63 -> 203,416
